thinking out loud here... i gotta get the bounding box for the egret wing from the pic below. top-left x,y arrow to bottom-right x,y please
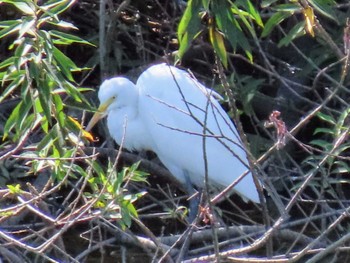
137,64 -> 259,202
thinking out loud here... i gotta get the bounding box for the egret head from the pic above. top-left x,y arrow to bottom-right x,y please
85,77 -> 137,131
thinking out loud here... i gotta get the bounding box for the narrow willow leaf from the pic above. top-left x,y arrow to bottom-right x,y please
261,12 -> 292,37
236,0 -> 263,27
17,95 -> 33,131
52,46 -> 77,81
52,94 -> 65,129
201,0 -> 209,10
177,0 -> 202,59
49,30 -> 94,46
272,3 -> 302,12
303,6 -> 315,37
317,112 -> 336,125
18,16 -> 35,38
213,3 -> 239,51
308,0 -> 338,23
3,101 -> 22,140
2,0 -> 36,15
230,4 -> 255,46
0,57 -> 15,69
61,81 -> 84,103
313,127 -> 334,135
34,97 -> 49,133
278,21 -> 305,47
41,0 -> 75,16
38,81 -> 53,125
37,127 -> 57,152
48,20 -> 78,30
0,75 -> 24,103
209,25 -> 228,68
0,20 -> 21,39
20,113 -> 35,132
261,0 -> 279,8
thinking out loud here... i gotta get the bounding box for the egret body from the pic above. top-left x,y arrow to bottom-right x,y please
87,63 -> 260,203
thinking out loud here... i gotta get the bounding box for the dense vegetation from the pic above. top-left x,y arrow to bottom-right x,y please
1,0 -> 350,262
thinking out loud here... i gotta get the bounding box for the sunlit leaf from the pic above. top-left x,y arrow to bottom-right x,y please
1,0 -> 35,15
209,22 -> 227,68
52,46 -> 77,81
7,184 -> 22,194
0,75 -> 24,103
53,94 -> 65,128
50,30 -> 94,46
3,101 -> 22,140
236,0 -> 263,27
18,16 -> 35,38
177,0 -> 202,60
0,20 -> 21,39
303,6 -> 315,37
67,116 -> 96,142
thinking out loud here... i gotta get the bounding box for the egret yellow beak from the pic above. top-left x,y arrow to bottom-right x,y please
85,96 -> 116,132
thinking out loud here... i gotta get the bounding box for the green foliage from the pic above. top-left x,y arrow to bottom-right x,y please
301,109 -> 350,197
261,0 -> 339,46
176,0 -> 263,66
1,0 -> 90,144
86,161 -> 148,229
229,74 -> 264,115
0,0 -> 147,231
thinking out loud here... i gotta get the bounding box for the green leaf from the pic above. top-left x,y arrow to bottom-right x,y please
52,94 -> 65,128
18,16 -> 35,38
236,0 -> 263,27
201,0 -> 209,10
313,127 -> 334,135
40,0 -> 75,16
0,20 -> 21,39
177,0 -> 202,59
37,127 -> 57,152
278,21 -> 305,47
213,2 -> 252,58
214,5 -> 238,50
3,101 -> 22,140
60,82 -> 84,103
261,0 -> 279,8
7,184 -> 22,194
14,38 -> 33,69
37,80 -> 53,125
317,112 -> 336,125
272,3 -> 302,12
48,20 -> 78,30
0,75 -> 24,103
261,12 -> 292,37
308,0 -> 338,23
52,46 -> 77,81
33,97 -> 49,133
49,30 -> 94,46
309,139 -> 331,150
1,0 -> 36,15
209,28 -> 227,68
0,57 -> 15,70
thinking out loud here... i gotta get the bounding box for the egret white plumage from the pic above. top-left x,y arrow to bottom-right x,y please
86,63 -> 260,203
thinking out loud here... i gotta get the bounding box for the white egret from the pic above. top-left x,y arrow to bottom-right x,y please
86,63 -> 260,203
